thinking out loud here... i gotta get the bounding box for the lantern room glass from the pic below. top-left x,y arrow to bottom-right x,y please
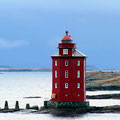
62,40 -> 72,43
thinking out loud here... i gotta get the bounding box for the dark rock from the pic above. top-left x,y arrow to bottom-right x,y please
24,96 -> 41,99
26,104 -> 30,109
15,101 -> 20,110
86,94 -> 120,99
30,105 -> 39,110
4,101 -> 9,110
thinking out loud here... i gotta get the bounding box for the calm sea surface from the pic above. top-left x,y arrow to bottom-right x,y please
0,72 -> 120,120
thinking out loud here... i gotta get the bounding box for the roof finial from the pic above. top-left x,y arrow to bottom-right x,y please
65,30 -> 69,36
62,30 -> 72,41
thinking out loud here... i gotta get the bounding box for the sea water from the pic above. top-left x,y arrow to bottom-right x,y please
0,72 -> 120,120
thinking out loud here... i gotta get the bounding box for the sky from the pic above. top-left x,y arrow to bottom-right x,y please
0,0 -> 120,69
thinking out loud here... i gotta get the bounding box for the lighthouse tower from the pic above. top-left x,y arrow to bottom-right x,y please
46,31 -> 89,108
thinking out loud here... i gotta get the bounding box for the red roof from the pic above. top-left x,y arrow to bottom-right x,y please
62,30 -> 72,41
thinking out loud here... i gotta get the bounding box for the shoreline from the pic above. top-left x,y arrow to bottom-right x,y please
86,85 -> 120,91
0,105 -> 120,115
38,105 -> 120,115
86,93 -> 120,99
23,93 -> 120,100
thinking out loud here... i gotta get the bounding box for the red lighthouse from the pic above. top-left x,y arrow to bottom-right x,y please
44,31 -> 89,108
51,30 -> 87,104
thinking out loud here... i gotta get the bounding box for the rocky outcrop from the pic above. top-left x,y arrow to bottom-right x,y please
86,94 -> 120,99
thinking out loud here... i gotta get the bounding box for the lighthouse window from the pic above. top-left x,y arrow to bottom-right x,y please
77,60 -> 80,66
55,60 -> 57,66
55,70 -> 57,78
65,70 -> 68,78
63,49 -> 68,54
65,83 -> 68,88
65,60 -> 68,66
55,83 -> 57,88
77,83 -> 80,88
77,71 -> 80,78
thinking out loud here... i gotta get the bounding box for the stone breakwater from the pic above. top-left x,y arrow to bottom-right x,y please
38,105 -> 120,116
0,93 -> 120,115
0,100 -> 120,115
0,101 -> 39,113
1,105 -> 120,116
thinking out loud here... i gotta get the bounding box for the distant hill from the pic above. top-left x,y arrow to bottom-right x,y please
91,76 -> 120,85
0,65 -> 11,68
86,65 -> 98,71
0,64 -> 97,71
86,71 -> 120,86
0,65 -> 116,72
0,68 -> 52,72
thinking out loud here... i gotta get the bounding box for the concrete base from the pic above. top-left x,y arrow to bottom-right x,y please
44,100 -> 89,109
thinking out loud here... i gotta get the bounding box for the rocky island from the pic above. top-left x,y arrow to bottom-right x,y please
86,71 -> 120,90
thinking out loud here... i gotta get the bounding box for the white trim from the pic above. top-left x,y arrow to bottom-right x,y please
84,60 -> 86,78
77,70 -> 80,78
65,83 -> 68,88
55,70 -> 57,78
65,60 -> 68,66
77,83 -> 80,88
55,83 -> 57,88
84,59 -> 86,99
55,60 -> 57,66
77,60 -> 80,66
65,70 -> 68,78
74,49 -> 86,57
63,49 -> 68,55
52,49 -> 86,57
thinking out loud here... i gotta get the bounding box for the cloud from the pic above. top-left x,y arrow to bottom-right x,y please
0,38 -> 29,48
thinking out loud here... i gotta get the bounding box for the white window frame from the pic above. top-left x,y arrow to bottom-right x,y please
65,83 -> 68,88
55,60 -> 57,66
55,70 -> 57,78
77,60 -> 80,66
65,70 -> 68,78
77,70 -> 80,78
55,83 -> 57,88
65,60 -> 68,66
77,83 -> 80,88
63,49 -> 68,55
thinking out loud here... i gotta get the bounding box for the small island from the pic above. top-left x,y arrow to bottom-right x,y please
86,71 -> 120,90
